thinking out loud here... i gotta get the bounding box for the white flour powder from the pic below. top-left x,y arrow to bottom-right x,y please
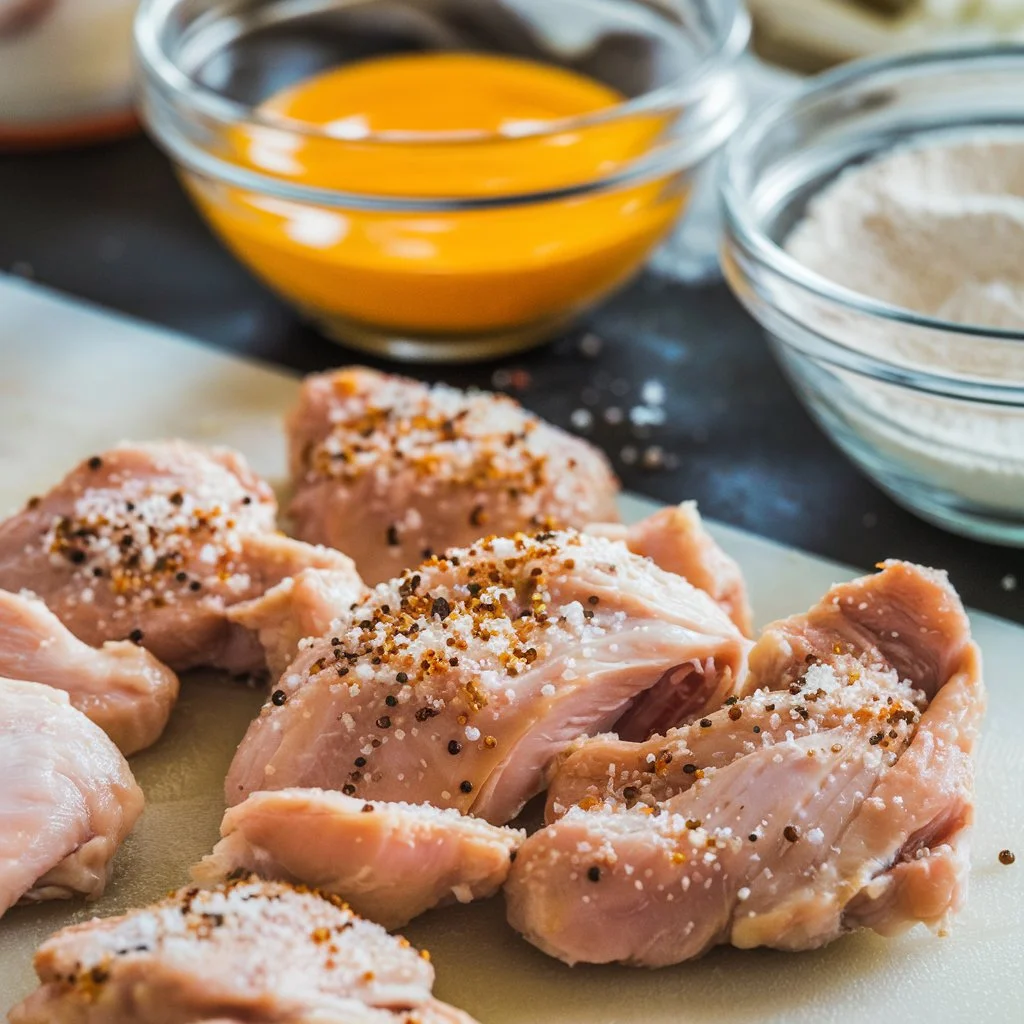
783,134 -> 1024,518
787,136 -> 1024,333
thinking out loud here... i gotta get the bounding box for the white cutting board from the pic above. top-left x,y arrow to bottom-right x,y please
0,278 -> 1021,1022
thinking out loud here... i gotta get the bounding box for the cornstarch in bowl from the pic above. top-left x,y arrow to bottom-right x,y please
782,132 -> 1024,526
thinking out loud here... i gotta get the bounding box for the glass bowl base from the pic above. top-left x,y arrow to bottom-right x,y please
308,310 -> 573,363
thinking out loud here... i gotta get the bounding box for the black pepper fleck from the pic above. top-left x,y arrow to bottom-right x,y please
271,690 -> 287,706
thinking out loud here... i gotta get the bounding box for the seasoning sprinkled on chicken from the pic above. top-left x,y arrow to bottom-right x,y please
286,367 -> 619,584
226,528 -> 750,823
506,561 -> 983,966
586,500 -> 753,636
9,878 -> 479,1024
0,442 -> 358,673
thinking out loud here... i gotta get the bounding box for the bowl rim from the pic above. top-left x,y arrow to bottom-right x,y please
721,43 -> 1024,348
135,0 -> 751,146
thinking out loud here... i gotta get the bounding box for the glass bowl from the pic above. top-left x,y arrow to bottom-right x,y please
721,46 -> 1024,546
135,0 -> 749,362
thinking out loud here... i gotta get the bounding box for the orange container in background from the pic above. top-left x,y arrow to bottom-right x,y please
188,54 -> 686,352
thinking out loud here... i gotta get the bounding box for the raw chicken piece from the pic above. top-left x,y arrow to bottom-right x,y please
0,678 -> 143,918
194,1010 -> 475,1024
0,441 -> 356,674
227,568 -> 368,680
586,501 -> 753,636
10,878 -> 480,1024
194,789 -> 523,928
287,367 -> 620,584
506,561 -> 983,966
226,530 -> 750,824
0,588 -> 179,755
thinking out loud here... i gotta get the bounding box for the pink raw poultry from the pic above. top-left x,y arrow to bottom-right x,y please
506,561 -> 983,966
286,367 -> 620,584
0,441 -> 357,674
10,879 -> 479,1024
194,789 -> 523,928
226,528 -> 750,823
0,588 -> 178,754
0,678 -> 143,919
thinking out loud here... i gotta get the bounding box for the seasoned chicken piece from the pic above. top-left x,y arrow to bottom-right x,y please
194,789 -> 523,928
0,588 -> 179,755
546,561 -> 973,817
226,530 -> 750,824
506,561 -> 982,966
287,367 -> 619,584
1,678 -> 143,918
0,442 -> 356,674
227,568 -> 368,680
586,501 -> 752,636
10,879 -> 479,1024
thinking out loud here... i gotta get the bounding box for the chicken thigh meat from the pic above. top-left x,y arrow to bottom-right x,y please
0,441 -> 356,673
194,789 -> 523,928
1,678 -> 143,919
226,529 -> 751,823
506,561 -> 983,966
0,588 -> 179,755
287,368 -> 620,584
11,878 -> 478,1024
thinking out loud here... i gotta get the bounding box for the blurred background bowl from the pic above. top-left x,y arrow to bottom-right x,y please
136,0 -> 750,363
721,46 -> 1024,545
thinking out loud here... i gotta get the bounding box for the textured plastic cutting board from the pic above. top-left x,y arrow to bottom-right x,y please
1,278 -> 1021,1022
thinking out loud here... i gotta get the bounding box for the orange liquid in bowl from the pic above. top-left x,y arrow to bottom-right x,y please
190,54 -> 686,344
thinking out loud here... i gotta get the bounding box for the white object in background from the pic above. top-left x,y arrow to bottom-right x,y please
0,274 -> 1021,1022
0,0 -> 138,144
749,0 -> 1024,68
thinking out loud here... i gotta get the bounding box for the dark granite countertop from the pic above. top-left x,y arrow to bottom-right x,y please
2,135 -> 1022,623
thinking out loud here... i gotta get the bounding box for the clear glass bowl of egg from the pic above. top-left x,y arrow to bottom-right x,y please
721,46 -> 1024,545
135,0 -> 749,362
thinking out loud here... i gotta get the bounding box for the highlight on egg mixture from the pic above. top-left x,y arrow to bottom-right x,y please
188,53 -> 684,345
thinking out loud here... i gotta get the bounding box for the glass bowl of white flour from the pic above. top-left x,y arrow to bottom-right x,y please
721,45 -> 1024,545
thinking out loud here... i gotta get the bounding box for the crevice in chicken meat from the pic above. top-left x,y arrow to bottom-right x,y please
506,560 -> 983,966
